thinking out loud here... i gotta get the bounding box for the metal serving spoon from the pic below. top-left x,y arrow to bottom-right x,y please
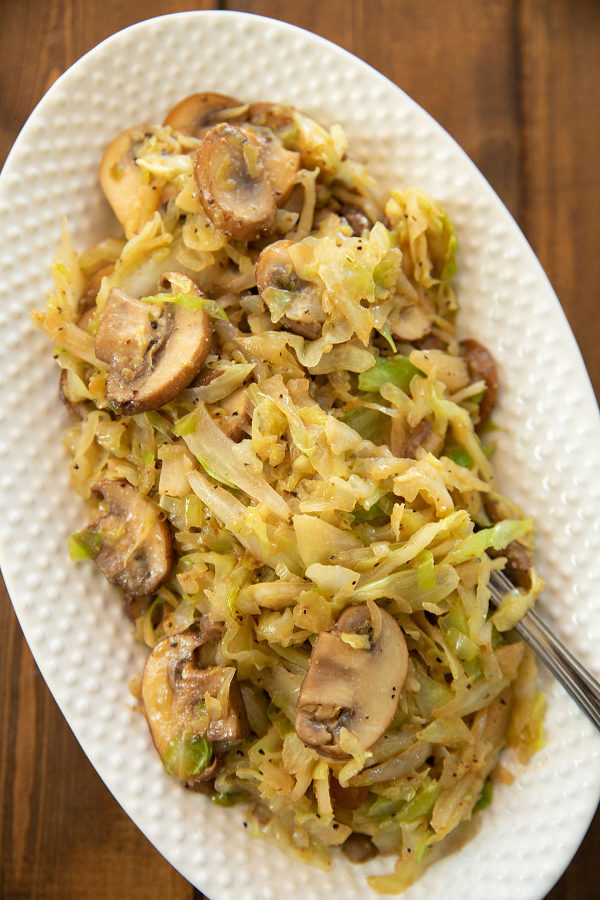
489,569 -> 600,730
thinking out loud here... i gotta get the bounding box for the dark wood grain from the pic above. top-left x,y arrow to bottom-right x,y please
1,1 -> 598,898
0,588 -> 193,900
518,0 -> 600,391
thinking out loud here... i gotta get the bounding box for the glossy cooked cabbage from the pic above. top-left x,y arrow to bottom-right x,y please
33,93 -> 545,893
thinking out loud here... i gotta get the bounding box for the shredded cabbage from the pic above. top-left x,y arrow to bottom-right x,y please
32,93 -> 545,894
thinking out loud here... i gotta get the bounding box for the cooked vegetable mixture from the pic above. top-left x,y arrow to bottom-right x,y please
33,93 -> 545,892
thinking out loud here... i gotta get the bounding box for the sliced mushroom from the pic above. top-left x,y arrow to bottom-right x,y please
90,480 -> 173,598
142,630 -> 249,784
483,492 -> 516,524
95,287 -> 211,414
414,334 -> 446,351
295,604 -> 408,759
340,205 -> 371,237
247,102 -> 295,132
491,540 -> 533,590
216,386 -> 254,442
99,126 -> 161,238
484,495 -> 532,589
391,418 -> 444,459
190,367 -> 224,388
329,776 -> 369,812
194,123 -> 277,241
80,264 -> 115,313
459,338 -> 499,429
255,241 -> 295,294
163,92 -> 245,136
255,239 -> 326,339
124,594 -> 152,623
76,306 -> 96,331
388,303 -> 432,341
240,125 -> 300,204
341,833 -> 378,864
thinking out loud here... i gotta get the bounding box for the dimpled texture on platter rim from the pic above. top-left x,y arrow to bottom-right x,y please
0,11 -> 598,900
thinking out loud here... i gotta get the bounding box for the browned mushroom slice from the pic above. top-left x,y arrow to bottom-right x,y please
90,480 -> 173,598
341,833 -> 379,864
329,776 -> 369,812
190,367 -> 224,389
255,239 -> 326,339
414,334 -> 446,351
184,756 -> 222,790
483,492 -> 517,524
484,495 -> 532,589
194,123 -> 277,241
390,418 -> 444,459
280,297 -> 325,340
80,264 -> 115,313
340,205 -> 371,237
217,387 -> 254,442
77,307 -> 96,331
124,594 -> 152,623
95,288 -> 211,414
99,126 -> 161,238
295,604 -> 408,759
247,102 -> 295,132
491,540 -> 533,590
163,92 -> 245,137
459,338 -> 499,429
142,631 -> 249,785
240,125 -> 300,205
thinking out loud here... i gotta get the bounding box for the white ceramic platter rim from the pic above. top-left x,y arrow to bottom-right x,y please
0,11 -> 599,900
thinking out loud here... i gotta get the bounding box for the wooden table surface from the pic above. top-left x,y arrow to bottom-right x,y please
1,1 -> 599,898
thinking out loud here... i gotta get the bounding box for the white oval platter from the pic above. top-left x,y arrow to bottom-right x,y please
0,11 -> 599,900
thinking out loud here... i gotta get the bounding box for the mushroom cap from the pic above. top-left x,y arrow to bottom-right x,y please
163,92 -> 244,137
90,479 -> 173,598
255,239 -> 326,339
142,630 -> 249,782
194,123 -> 277,242
296,603 -> 408,759
99,126 -> 161,238
95,287 -> 212,414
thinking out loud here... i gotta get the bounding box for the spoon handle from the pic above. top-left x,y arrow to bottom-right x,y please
489,570 -> 600,731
